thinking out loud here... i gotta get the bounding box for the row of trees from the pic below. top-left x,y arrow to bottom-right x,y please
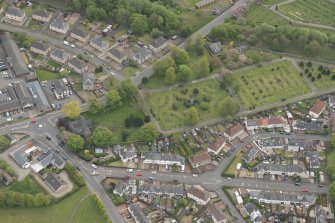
0,191 -> 51,208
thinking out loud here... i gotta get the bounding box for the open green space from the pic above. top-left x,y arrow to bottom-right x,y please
302,64 -> 335,89
146,78 -> 231,130
245,4 -> 289,26
260,0 -> 286,5
225,153 -> 243,176
84,101 -> 144,143
36,69 -> 60,81
4,176 -> 46,195
279,0 -> 335,26
47,59 -> 63,68
72,195 -> 108,223
227,60 -> 310,109
123,67 -> 138,79
327,150 -> 335,180
0,188 -> 106,223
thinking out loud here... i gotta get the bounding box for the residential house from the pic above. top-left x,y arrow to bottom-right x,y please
138,183 -> 184,198
189,150 -> 211,168
224,123 -> 244,141
50,48 -> 68,64
244,203 -> 262,223
149,36 -> 168,53
108,48 -> 127,64
207,137 -> 226,154
209,42 -> 222,54
245,116 -> 288,131
242,143 -> 260,163
315,205 -> 327,223
52,79 -> 69,99
31,149 -> 65,173
133,47 -> 152,64
32,10 -> 52,23
0,83 -> 34,113
70,28 -> 90,43
113,181 -> 129,196
257,137 -> 285,150
187,186 -> 210,205
128,204 -> 149,223
90,37 -> 109,52
287,139 -> 315,152
328,95 -> 335,108
82,72 -> 95,91
68,57 -> 88,74
293,120 -> 323,132
1,32 -> 30,76
306,151 -> 320,169
11,151 -> 29,168
309,100 -> 327,118
141,152 -> 185,171
118,146 -> 137,163
249,190 -> 316,207
256,163 -> 307,177
30,41 -> 50,56
207,203 -> 227,223
195,0 -> 218,8
68,116 -> 92,138
49,19 -> 69,34
5,7 -> 25,22
45,173 -> 66,192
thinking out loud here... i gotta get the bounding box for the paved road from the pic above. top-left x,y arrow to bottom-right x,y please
132,0 -> 249,86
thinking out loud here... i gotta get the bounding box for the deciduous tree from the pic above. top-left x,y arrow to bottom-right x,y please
106,90 -> 122,110
67,134 -> 84,152
61,101 -> 81,119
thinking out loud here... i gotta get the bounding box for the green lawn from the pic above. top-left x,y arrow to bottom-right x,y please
260,0 -> 286,5
245,4 -> 289,26
123,67 -> 138,79
5,176 -> 46,195
146,78 -> 231,130
327,150 -> 335,180
36,69 -> 60,81
225,153 -> 243,176
0,188 -> 103,223
227,60 -> 310,109
47,59 -> 63,68
72,195 -> 108,223
279,0 -> 335,26
302,64 -> 335,89
84,101 -> 144,143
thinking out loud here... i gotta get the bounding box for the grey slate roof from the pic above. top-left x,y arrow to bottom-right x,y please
209,42 -> 222,54
133,47 -> 151,60
315,205 -> 327,223
7,7 -> 24,17
256,163 -> 304,174
243,144 -> 259,163
258,137 -> 284,149
150,36 -> 168,48
50,48 -> 68,61
82,72 -> 95,88
71,28 -> 89,39
119,147 -> 137,161
31,41 -> 50,52
50,19 -> 69,30
294,121 -> 323,132
306,151 -> 320,168
138,183 -> 185,197
52,79 -> 68,95
12,151 -> 29,167
32,10 -> 51,19
68,57 -> 87,70
196,0 -> 216,7
36,149 -> 65,168
108,48 -> 126,59
45,173 -> 63,191
141,151 -> 185,165
90,37 -> 108,49
25,81 -> 50,111
1,32 -> 30,76
113,181 -> 128,195
69,116 -> 92,137
129,204 -> 149,223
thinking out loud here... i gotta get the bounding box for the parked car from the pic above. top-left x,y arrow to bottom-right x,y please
136,172 -> 142,177
127,168 -> 133,173
91,164 -> 97,169
46,135 -> 52,140
302,188 -> 308,192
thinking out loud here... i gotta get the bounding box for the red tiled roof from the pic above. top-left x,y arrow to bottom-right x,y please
189,150 -> 211,165
224,124 -> 244,137
208,138 -> 226,152
257,119 -> 268,126
268,116 -> 285,125
310,100 -> 326,115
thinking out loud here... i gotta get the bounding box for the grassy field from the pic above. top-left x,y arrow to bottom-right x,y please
47,59 -> 63,68
327,150 -> 335,180
245,4 -> 289,26
260,0 -> 286,5
227,60 -> 310,109
303,64 -> 335,89
279,0 -> 335,26
146,78 -> 231,130
123,67 -> 138,79
36,69 -> 60,81
0,188 -> 107,223
84,101 -> 144,143
5,176 -> 46,195
72,195 -> 108,223
225,153 -> 243,176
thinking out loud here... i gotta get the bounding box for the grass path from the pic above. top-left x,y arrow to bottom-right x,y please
67,193 -> 90,223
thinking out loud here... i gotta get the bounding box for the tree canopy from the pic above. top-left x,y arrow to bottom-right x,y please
0,135 -> 10,153
67,134 -> 84,152
106,90 -> 122,110
185,107 -> 199,124
88,98 -> 104,114
61,101 -> 81,119
138,123 -> 159,142
93,126 -> 115,147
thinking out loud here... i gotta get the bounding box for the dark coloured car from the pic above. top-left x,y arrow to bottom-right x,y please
46,136 -> 52,140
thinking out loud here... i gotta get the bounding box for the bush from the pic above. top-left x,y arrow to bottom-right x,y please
64,162 -> 86,187
78,152 -> 94,161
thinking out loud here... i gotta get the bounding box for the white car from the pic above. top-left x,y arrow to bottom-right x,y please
6,118 -> 13,122
151,171 -> 157,174
192,174 -> 198,177
91,164 -> 97,169
63,40 -> 69,46
70,44 -> 75,48
38,124 -> 43,128
91,171 -> 99,176
127,168 -> 133,173
110,71 -> 115,75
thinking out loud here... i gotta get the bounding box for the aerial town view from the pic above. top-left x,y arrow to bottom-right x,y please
0,0 -> 334,222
